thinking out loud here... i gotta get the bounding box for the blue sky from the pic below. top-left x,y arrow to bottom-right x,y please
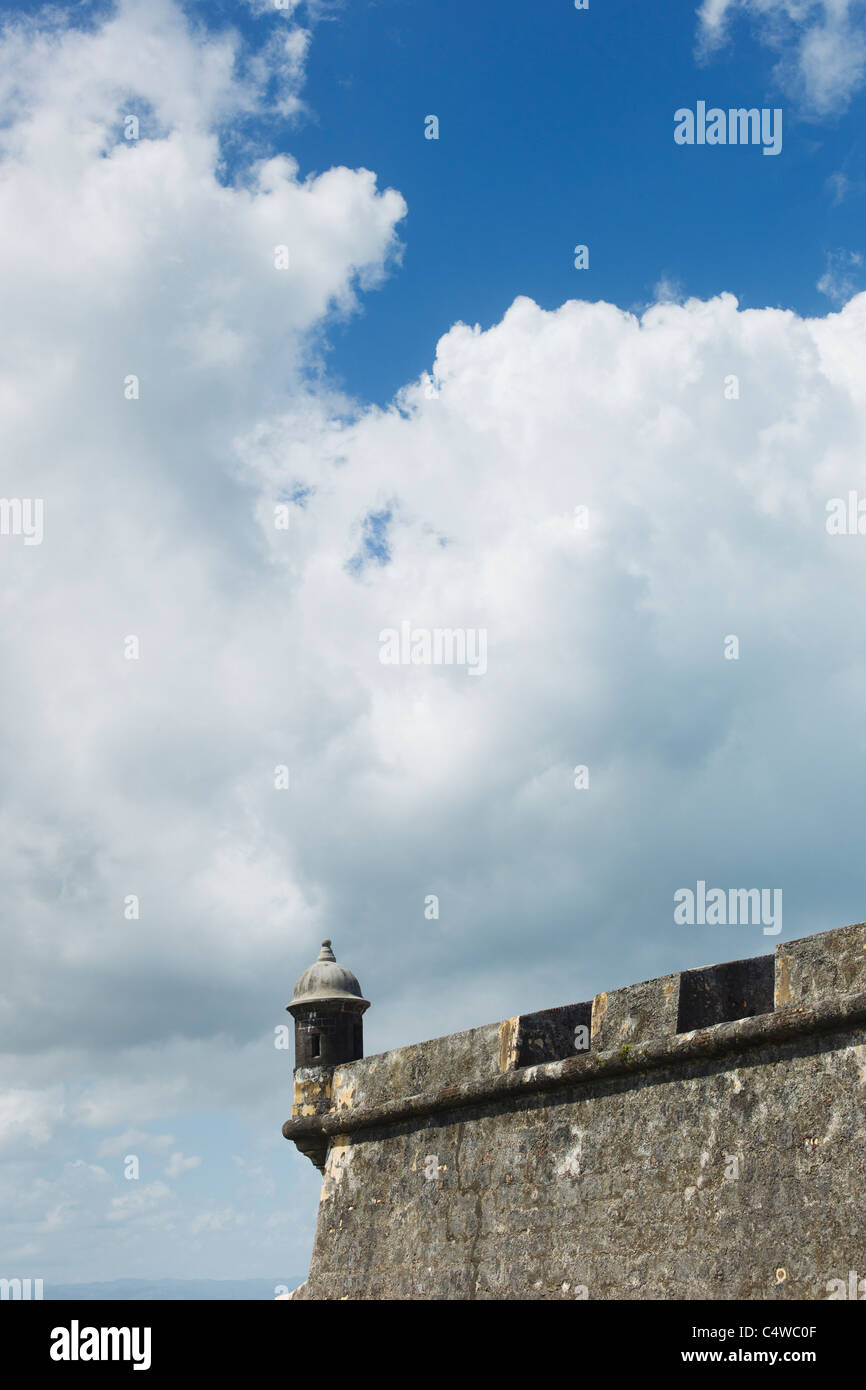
2,0 -> 866,1289
189,0 -> 866,404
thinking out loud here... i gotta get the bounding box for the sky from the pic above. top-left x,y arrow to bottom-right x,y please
1,0 -> 866,1288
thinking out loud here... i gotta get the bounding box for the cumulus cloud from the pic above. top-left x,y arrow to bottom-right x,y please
0,0 -> 405,1067
696,0 -> 866,114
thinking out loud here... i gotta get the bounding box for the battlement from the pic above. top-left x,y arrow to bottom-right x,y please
284,922 -> 866,1163
282,921 -> 866,1300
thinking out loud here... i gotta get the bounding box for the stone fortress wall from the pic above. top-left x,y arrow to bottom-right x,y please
283,922 -> 866,1300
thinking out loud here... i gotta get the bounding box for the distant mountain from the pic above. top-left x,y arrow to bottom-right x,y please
44,1278 -> 302,1301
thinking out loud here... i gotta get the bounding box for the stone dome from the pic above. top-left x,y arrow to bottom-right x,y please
289,939 -> 369,1009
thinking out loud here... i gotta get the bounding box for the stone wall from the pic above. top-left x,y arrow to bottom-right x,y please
283,922 -> 866,1300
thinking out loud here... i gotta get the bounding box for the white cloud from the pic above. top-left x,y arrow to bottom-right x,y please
96,1129 -> 175,1157
652,274 -> 685,304
0,1088 -> 63,1154
826,169 -> 852,203
244,0 -> 306,16
106,1180 -> 176,1224
190,1207 -> 247,1234
696,0 -> 866,114
164,1151 -> 202,1177
0,0 -> 405,1066
817,247 -> 865,302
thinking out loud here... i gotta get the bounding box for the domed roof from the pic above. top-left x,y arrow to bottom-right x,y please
289,939 -> 369,1010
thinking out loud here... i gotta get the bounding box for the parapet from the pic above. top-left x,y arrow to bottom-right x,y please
284,921 -> 866,1169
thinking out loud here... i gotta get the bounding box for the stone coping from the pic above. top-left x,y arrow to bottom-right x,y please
283,985 -> 866,1146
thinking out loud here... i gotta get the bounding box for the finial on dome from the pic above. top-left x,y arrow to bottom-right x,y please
317,939 -> 336,962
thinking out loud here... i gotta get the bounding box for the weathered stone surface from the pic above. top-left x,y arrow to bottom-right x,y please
290,1067 -> 333,1171
328,1020 -> 505,1115
590,971 -> 679,1051
775,921 -> 866,1007
283,922 -> 866,1300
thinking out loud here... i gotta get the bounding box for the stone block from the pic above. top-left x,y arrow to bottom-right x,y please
775,921 -> 866,1007
591,971 -> 680,1051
